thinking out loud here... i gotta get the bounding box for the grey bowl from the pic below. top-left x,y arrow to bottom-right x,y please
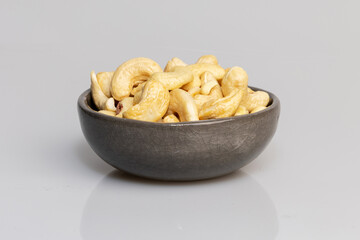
77,87 -> 280,181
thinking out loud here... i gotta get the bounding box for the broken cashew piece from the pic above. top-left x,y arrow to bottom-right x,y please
234,105 -> 249,116
250,106 -> 267,113
221,66 -> 248,96
123,80 -> 170,122
111,57 -> 162,101
115,97 -> 134,118
97,72 -> 114,98
149,68 -> 194,90
168,89 -> 199,122
241,91 -> 270,112
163,114 -> 180,123
200,72 -> 218,95
164,57 -> 187,72
196,55 -> 218,65
199,90 -> 244,119
105,98 -> 117,112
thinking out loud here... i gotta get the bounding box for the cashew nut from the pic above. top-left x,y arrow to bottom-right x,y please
196,55 -> 218,65
221,66 -> 248,96
200,72 -> 218,95
105,98 -> 117,112
168,89 -> 199,122
199,89 -> 244,119
250,106 -> 267,113
115,97 -> 134,118
187,87 -> 201,97
164,57 -> 187,72
91,70 -> 111,110
111,57 -> 162,101
234,105 -> 249,116
186,63 -> 225,80
123,80 -> 170,122
181,73 -> 201,91
241,91 -> 270,112
149,68 -> 194,90
163,114 -> 180,123
98,110 -> 116,116
96,72 -> 114,98
193,85 -> 223,111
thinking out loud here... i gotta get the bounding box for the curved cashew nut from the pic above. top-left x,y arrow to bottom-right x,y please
164,57 -> 187,72
168,89 -> 199,122
163,114 -> 180,123
196,55 -> 218,65
193,85 -> 223,111
241,91 -> 270,112
149,68 -> 194,90
91,71 -> 115,111
200,72 -> 218,95
234,105 -> 249,116
186,63 -> 225,80
115,97 -> 134,118
123,80 -> 170,122
96,72 -> 114,98
199,90 -> 244,119
98,110 -> 116,116
221,66 -> 248,96
111,57 -> 162,101
250,106 -> 267,113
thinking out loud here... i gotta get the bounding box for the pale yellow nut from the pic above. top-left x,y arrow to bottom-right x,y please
164,57 -> 187,72
199,90 -> 244,120
186,63 -> 225,80
247,87 -> 254,93
163,114 -> 180,123
250,106 -> 267,113
115,97 -> 134,118
111,57 -> 162,101
221,66 -> 248,96
168,89 -> 199,122
130,82 -> 146,96
187,87 -> 201,97
97,72 -> 114,98
193,85 -> 223,111
98,110 -> 116,116
196,55 -> 218,65
200,72 -> 219,95
133,90 -> 143,104
105,98 -> 117,112
91,70 -> 109,110
181,73 -> 201,91
242,91 -> 270,112
234,105 -> 249,116
123,80 -> 170,122
149,68 -> 194,90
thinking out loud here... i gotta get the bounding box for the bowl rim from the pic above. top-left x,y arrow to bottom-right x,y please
78,86 -> 280,126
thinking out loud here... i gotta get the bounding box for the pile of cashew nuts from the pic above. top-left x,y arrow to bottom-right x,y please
90,55 -> 270,123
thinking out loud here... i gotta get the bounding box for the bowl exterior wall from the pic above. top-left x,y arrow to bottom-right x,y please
78,89 -> 280,181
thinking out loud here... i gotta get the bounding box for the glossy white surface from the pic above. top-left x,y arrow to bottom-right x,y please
1,1 -> 359,239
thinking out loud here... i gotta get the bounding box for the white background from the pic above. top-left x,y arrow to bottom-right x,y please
1,0 -> 359,239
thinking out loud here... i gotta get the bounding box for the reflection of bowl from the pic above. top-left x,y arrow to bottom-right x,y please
81,171 -> 278,240
77,87 -> 280,181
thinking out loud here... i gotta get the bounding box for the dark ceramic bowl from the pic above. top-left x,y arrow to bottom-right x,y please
78,87 -> 280,181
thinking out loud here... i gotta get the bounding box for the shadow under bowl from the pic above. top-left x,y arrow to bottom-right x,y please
77,87 -> 280,181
